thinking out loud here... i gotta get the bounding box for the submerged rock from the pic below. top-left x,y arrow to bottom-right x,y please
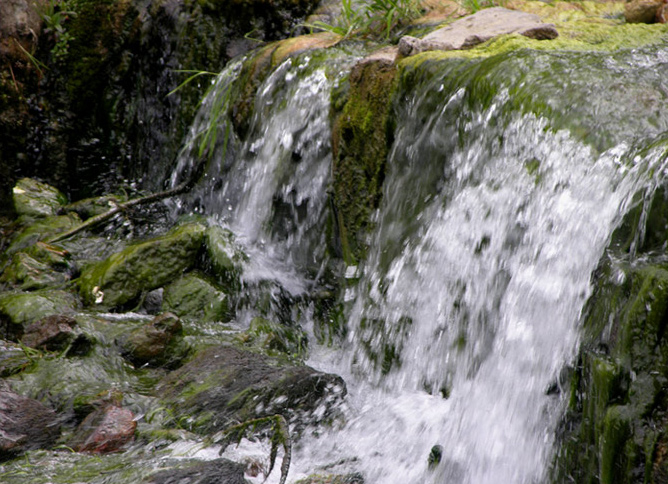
144,459 -> 246,484
69,404 -> 137,453
398,7 -> 558,57
118,312 -> 187,368
0,384 -> 60,460
158,345 -> 346,433
78,222 -> 206,309
11,178 -> 67,218
295,474 -> 364,484
203,225 -> 246,288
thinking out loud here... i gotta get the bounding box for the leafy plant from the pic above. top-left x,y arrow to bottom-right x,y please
38,0 -> 77,62
305,0 -> 422,40
218,415 -> 292,484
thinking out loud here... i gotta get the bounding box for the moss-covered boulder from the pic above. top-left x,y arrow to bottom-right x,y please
78,222 -> 206,309
331,55 -> 398,263
157,345 -> 346,434
12,178 -> 68,218
163,272 -> 231,323
0,289 -> 79,339
5,213 -> 81,256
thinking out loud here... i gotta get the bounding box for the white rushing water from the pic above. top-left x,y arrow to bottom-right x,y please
171,47 -> 668,484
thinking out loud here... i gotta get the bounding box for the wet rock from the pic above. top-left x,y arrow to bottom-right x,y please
624,0 -> 663,23
238,317 -> 308,359
163,272 -> 231,323
11,178 -> 68,218
0,384 -> 60,460
0,289 -> 79,339
398,8 -> 558,57
203,225 -> 246,288
20,314 -> 77,350
118,312 -> 187,368
0,251 -> 69,290
0,340 -> 31,376
69,404 -> 137,453
78,222 -> 206,309
142,288 -> 164,314
5,213 -> 81,256
144,459 -> 246,484
158,345 -> 346,434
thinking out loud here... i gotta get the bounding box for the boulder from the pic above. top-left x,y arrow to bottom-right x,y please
203,225 -> 246,288
658,0 -> 668,22
144,459 -> 246,484
163,272 -> 231,323
5,213 -> 81,256
0,340 -> 31,377
239,317 -> 308,360
78,222 -> 206,309
69,404 -> 137,453
398,8 -> 558,57
0,251 -> 70,290
624,0 -> 663,23
157,345 -> 346,434
0,289 -> 79,339
20,314 -> 77,350
11,178 -> 67,218
118,312 -> 187,368
0,384 -> 60,460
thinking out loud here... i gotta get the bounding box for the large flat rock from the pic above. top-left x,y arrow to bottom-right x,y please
399,7 -> 558,57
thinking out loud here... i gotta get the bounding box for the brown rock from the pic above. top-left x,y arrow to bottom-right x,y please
624,0 -> 663,23
0,384 -> 60,460
71,405 -> 137,454
657,0 -> 668,22
118,312 -> 185,368
398,7 -> 558,57
21,314 -> 76,350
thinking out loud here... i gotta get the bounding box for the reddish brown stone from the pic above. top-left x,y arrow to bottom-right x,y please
657,0 -> 668,22
72,405 -> 137,454
21,314 -> 76,350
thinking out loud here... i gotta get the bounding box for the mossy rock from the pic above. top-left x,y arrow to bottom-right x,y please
5,213 -> 82,256
331,56 -> 398,264
0,289 -> 80,339
0,252 -> 69,291
202,225 -> 246,289
238,316 -> 308,360
157,345 -> 346,434
163,272 -> 231,323
11,178 -> 68,218
0,341 -> 33,377
64,195 -> 125,221
294,474 -> 365,484
78,222 -> 206,309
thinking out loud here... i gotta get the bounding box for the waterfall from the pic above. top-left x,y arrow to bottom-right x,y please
172,43 -> 668,484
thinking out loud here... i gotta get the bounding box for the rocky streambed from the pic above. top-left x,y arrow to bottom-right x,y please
0,178 -> 348,483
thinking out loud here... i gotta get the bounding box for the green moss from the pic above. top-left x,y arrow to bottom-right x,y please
331,58 -> 398,263
77,222 -> 206,309
0,289 -> 79,338
238,316 -> 308,360
600,405 -> 635,484
6,214 -> 82,256
163,271 -> 232,323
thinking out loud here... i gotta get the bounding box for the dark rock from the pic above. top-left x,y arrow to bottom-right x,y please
0,385 -> 60,460
142,288 -> 164,315
144,459 -> 246,484
69,404 -> 137,453
158,345 -> 346,434
118,312 -> 186,368
625,0 -> 663,23
21,314 -> 77,350
398,8 -> 558,57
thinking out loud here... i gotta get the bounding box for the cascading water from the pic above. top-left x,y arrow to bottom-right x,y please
170,42 -> 668,484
